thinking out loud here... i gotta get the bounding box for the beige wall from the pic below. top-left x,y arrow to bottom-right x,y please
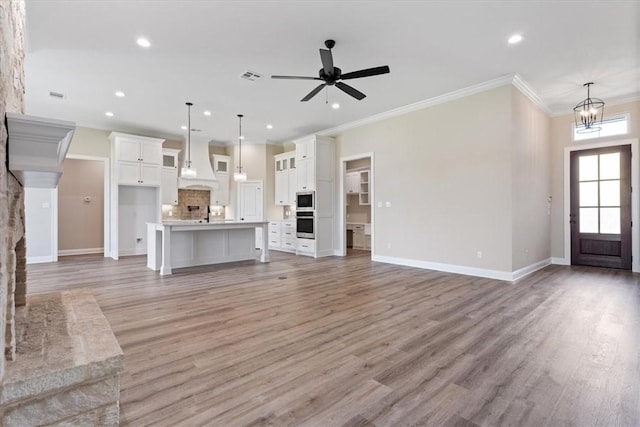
510,88 -> 551,270
58,159 -> 104,252
550,100 -> 640,259
67,127 -> 111,158
336,85 -> 515,271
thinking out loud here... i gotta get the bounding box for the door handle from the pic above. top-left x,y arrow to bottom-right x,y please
570,220 -> 576,224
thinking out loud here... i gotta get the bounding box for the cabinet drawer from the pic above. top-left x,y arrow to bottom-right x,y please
282,230 -> 296,239
269,237 -> 281,248
282,221 -> 295,229
269,221 -> 280,228
281,240 -> 296,250
353,224 -> 365,231
297,239 -> 315,254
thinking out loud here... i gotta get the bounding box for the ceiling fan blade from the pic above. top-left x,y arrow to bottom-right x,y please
301,84 -> 326,102
319,48 -> 334,76
340,65 -> 390,80
335,82 -> 366,100
271,75 -> 322,80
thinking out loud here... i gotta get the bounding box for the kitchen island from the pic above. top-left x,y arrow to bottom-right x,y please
147,220 -> 269,275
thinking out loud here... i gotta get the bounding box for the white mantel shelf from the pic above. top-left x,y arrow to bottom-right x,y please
6,112 -> 76,188
147,221 -> 269,275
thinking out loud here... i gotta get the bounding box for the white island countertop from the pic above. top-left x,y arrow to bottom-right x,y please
147,221 -> 269,275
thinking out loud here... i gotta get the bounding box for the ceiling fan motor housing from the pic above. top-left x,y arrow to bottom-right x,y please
319,67 -> 341,84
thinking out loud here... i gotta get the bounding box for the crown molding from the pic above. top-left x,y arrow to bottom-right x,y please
317,73 -> 551,138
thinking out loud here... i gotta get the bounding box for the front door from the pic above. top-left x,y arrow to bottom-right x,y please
570,145 -> 632,269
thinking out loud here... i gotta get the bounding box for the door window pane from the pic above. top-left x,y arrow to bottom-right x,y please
600,208 -> 621,234
600,153 -> 620,180
580,208 -> 599,233
579,155 -> 598,181
600,181 -> 620,206
579,182 -> 598,206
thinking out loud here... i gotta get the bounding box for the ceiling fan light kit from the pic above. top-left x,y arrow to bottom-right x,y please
573,82 -> 605,133
271,39 -> 390,102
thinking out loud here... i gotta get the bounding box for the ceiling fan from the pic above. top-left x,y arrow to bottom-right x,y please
271,39 -> 390,102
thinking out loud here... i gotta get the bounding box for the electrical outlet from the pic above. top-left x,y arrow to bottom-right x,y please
387,243 -> 392,249
477,251 -> 482,259
136,238 -> 143,243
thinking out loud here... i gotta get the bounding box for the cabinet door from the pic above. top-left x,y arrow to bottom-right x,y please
140,164 -> 161,186
118,161 -> 141,185
296,158 -> 315,191
346,172 -> 359,194
117,140 -> 141,163
140,141 -> 162,165
295,139 -> 315,161
213,155 -> 230,174
211,173 -> 230,206
161,168 -> 178,205
288,169 -> 297,205
275,170 -> 288,205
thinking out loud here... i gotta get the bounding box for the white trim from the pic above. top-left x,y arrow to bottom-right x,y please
373,255 -> 552,282
551,257 -> 570,265
317,73 -> 542,138
64,154 -> 110,257
511,258 -> 552,282
338,152 -> 374,258
27,256 -> 55,264
511,74 -> 552,114
563,138 -> 639,272
58,247 -> 104,257
52,187 -> 58,262
119,249 -> 147,257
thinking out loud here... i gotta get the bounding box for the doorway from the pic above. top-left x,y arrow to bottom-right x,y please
339,153 -> 374,257
570,144 -> 631,269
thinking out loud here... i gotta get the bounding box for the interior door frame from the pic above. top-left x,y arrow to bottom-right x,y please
564,138 -> 639,271
337,152 -> 375,257
61,154 -> 110,258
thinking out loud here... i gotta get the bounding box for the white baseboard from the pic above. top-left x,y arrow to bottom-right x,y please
58,247 -> 103,257
119,249 -> 147,257
551,257 -> 570,265
27,256 -> 54,264
511,258 -> 551,282
372,255 -> 552,282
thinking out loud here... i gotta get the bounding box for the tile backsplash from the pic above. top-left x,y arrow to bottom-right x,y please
162,189 -> 223,220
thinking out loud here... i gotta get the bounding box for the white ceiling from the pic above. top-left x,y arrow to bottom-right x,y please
24,1 -> 640,145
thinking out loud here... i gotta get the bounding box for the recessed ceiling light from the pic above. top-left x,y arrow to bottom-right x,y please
239,135 -> 245,140
115,90 -> 125,97
136,37 -> 151,48
105,112 -> 114,117
266,124 -> 273,129
180,125 -> 187,130
508,34 -> 523,45
203,110 -> 211,116
331,103 -> 340,109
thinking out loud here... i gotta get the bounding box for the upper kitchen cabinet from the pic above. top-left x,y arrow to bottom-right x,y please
294,135 -> 334,192
274,151 -> 297,205
110,133 -> 164,186
211,154 -> 230,206
346,171 -> 360,195
161,148 -> 180,205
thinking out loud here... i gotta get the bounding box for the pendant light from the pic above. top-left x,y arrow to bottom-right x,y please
234,113 -> 247,181
181,102 -> 197,178
573,82 -> 605,133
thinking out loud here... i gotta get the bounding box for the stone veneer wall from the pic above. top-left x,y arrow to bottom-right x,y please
163,189 -> 212,220
0,0 -> 26,385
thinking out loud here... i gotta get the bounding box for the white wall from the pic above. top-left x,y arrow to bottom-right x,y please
24,188 -> 57,263
118,186 -> 158,256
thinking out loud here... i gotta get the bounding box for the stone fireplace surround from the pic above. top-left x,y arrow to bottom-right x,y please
1,2 -> 124,425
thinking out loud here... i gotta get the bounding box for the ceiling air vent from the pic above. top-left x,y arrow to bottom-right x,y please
49,91 -> 65,99
239,71 -> 262,82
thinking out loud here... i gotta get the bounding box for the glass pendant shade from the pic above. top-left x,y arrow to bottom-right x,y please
235,113 -> 246,182
182,102 -> 197,178
573,82 -> 605,133
233,171 -> 247,181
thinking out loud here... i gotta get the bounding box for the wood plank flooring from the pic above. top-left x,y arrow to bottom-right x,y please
25,251 -> 640,426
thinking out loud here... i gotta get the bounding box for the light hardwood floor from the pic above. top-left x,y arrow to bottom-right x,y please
26,251 -> 640,426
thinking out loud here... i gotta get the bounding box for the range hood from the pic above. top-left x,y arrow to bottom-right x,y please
177,136 -> 218,190
6,112 -> 76,188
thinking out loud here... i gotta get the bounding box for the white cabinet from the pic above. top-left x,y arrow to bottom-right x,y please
268,220 -> 296,253
161,149 -> 180,205
212,155 -> 230,174
359,170 -> 370,205
295,138 -> 315,161
346,171 -> 360,195
211,155 -> 230,206
274,152 -> 297,205
296,158 -> 315,191
113,135 -> 163,186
